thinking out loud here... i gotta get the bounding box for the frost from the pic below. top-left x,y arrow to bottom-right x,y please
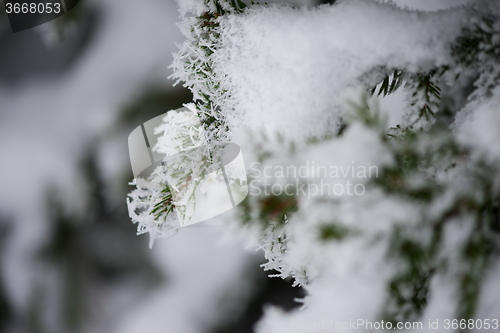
208,0 -> 468,140
457,87 -> 500,164
133,0 -> 500,329
177,0 -> 209,17
127,176 -> 180,248
154,104 -> 208,156
127,104 -> 209,246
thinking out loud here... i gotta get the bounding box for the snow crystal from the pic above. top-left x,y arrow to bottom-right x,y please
457,86 -> 500,164
148,0 -> 500,331
177,0 -> 209,17
210,0 -> 469,141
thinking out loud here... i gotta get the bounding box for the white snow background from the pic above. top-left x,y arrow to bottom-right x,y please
0,0 -> 256,332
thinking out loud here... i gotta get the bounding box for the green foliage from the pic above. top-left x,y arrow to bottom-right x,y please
348,93 -> 386,132
451,14 -> 500,101
240,191 -> 298,230
150,185 -> 176,221
452,15 -> 500,68
318,223 -> 355,241
407,70 -> 443,126
259,194 -> 298,226
369,68 -> 444,128
346,95 -> 500,324
172,2 -> 500,328
242,92 -> 500,324
384,228 -> 435,323
370,69 -> 404,97
375,128 -> 461,202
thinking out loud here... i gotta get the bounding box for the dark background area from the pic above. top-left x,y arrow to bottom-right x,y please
0,1 -> 304,332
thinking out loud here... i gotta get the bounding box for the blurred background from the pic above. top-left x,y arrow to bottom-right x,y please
0,1 -> 308,332
0,0 -> 473,332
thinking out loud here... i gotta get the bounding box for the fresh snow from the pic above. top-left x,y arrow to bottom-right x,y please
130,0 -> 500,331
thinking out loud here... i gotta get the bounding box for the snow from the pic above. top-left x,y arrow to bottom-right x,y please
164,0 -> 500,332
206,0 -> 468,141
177,0 -> 209,16
387,0 -> 475,12
457,86 -> 500,164
2,0 -> 499,330
0,1 -> 257,332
